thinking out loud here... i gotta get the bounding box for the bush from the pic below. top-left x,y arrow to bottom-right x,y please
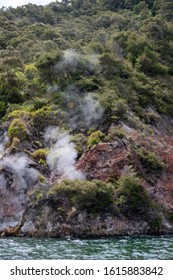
32,106 -> 64,131
70,133 -> 87,156
8,118 -> 29,140
148,214 -> 163,233
48,180 -> 115,214
0,101 -> 6,118
136,148 -> 164,173
105,125 -> 126,141
87,130 -> 104,148
115,175 -> 150,218
100,53 -> 124,79
33,98 -> 48,110
76,78 -> 99,92
31,148 -> 49,161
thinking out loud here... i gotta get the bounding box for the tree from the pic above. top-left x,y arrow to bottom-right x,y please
154,0 -> 173,21
103,0 -> 125,11
36,51 -> 61,83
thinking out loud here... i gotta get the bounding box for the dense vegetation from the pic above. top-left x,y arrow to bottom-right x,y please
1,0 -> 173,227
1,0 -> 173,125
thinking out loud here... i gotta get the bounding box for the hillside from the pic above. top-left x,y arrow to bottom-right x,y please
1,0 -> 173,237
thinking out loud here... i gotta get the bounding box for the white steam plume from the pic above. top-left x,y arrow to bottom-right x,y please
0,133 -> 39,187
0,153 -> 39,188
0,132 -> 8,159
80,94 -> 104,126
55,49 -> 100,75
44,126 -> 84,181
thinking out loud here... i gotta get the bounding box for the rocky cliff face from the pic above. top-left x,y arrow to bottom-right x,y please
0,166 -> 27,233
1,121 -> 173,237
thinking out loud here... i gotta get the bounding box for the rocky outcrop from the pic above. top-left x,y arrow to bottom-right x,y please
0,166 -> 27,234
76,141 -> 129,181
1,128 -> 173,237
0,160 -> 39,235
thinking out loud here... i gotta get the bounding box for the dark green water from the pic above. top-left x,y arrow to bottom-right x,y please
0,236 -> 173,260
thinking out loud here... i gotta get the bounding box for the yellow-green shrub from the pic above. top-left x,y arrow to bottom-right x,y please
87,130 -> 104,148
8,118 -> 29,140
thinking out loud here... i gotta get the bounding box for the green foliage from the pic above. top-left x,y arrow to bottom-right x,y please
48,180 -> 115,214
136,49 -> 169,75
0,71 -> 24,104
136,148 -> 164,173
127,34 -> 149,66
148,214 -> 163,233
31,148 -> 49,161
87,130 -> 104,148
76,78 -> 99,92
0,101 -> 6,118
100,53 -> 124,79
70,133 -> 87,156
33,98 -> 48,110
8,118 -> 29,140
36,51 -> 61,83
115,175 -> 150,217
159,0 -> 173,21
105,125 -> 126,141
32,106 -> 64,131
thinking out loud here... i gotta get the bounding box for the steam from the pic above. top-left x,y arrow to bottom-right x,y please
48,49 -> 104,129
0,132 -> 8,159
44,126 -> 84,181
80,93 -> 104,127
0,153 -> 39,187
56,49 -> 100,75
0,132 -> 39,187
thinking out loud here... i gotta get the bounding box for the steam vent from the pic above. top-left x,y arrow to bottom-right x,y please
1,0 -> 173,237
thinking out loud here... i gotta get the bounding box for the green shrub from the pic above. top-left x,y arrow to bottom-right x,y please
31,148 -> 49,161
8,109 -> 31,120
33,98 -> 48,110
105,125 -> 126,141
76,78 -> 99,92
32,106 -> 64,131
167,211 -> 173,224
112,99 -> 128,119
148,215 -> 163,233
115,175 -> 150,217
87,130 -> 104,148
8,118 -> 29,140
48,180 -> 115,214
100,53 -> 124,79
136,148 -> 164,173
0,101 -> 6,118
70,133 -> 87,156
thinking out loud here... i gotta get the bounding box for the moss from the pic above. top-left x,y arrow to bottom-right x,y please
48,180 -> 115,214
31,148 -> 49,161
87,130 -> 104,148
8,118 -> 29,140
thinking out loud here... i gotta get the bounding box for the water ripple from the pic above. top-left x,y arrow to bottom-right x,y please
0,235 -> 173,259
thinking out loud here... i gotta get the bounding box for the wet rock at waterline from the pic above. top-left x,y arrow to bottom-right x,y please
0,166 -> 27,233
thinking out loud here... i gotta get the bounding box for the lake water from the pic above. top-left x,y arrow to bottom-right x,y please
0,236 -> 173,260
